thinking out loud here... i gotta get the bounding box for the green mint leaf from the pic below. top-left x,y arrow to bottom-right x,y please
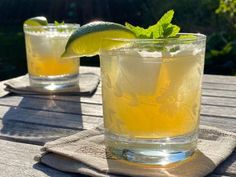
157,9 -> 174,25
54,20 -> 65,32
125,22 -> 148,38
125,10 -> 180,39
54,20 -> 65,26
170,46 -> 180,52
163,24 -> 180,37
147,10 -> 175,38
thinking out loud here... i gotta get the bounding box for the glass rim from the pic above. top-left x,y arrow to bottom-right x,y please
23,23 -> 80,30
102,33 -> 206,43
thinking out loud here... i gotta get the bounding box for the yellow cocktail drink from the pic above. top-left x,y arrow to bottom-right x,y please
100,35 -> 206,164
56,11 -> 206,165
26,56 -> 78,76
101,52 -> 203,138
24,24 -> 79,89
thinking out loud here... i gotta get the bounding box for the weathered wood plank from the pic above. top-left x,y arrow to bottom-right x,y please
200,116 -> 236,133
24,84 -> 236,103
24,93 -> 236,110
0,114 -> 235,145
0,103 -> 102,144
0,120 -> 79,145
25,93 -> 103,104
202,89 -> 236,98
203,75 -> 236,85
203,83 -> 236,91
94,86 -> 236,98
0,105 -> 102,130
0,95 -> 236,119
201,105 -> 236,119
201,96 -> 236,108
0,96 -> 103,116
25,94 -> 236,109
0,102 -> 235,145
0,139 -> 79,177
0,103 -> 234,145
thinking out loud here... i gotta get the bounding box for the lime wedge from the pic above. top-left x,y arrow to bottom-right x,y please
62,21 -> 135,58
24,16 -> 48,26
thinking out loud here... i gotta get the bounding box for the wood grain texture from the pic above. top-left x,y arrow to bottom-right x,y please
0,96 -> 103,116
0,95 -> 236,119
201,96 -> 236,107
200,116 -> 236,133
202,89 -> 236,98
0,139 -> 79,177
203,75 -> 236,85
203,83 -> 236,91
0,105 -> 102,129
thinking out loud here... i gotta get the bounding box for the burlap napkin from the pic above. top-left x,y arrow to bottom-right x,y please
0,73 -> 100,97
35,125 -> 236,177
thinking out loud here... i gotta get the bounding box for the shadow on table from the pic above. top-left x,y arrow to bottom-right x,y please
0,95 -> 84,145
206,152 -> 236,177
33,163 -> 81,177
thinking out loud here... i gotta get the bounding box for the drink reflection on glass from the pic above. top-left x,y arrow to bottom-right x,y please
24,24 -> 80,90
100,34 -> 206,165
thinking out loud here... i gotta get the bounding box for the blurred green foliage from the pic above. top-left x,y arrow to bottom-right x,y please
216,0 -> 236,21
0,0 -> 235,81
205,0 -> 236,75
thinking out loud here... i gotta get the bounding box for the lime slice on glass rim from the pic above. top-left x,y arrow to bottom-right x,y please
62,21 -> 136,58
24,16 -> 48,26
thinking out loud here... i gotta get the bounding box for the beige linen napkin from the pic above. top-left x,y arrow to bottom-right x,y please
0,73 -> 99,97
35,125 -> 236,177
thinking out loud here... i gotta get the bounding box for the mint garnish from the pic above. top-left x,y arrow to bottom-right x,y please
54,20 -> 65,26
125,10 -> 180,39
54,21 -> 66,32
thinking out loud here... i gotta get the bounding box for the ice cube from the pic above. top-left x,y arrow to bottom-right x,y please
116,50 -> 161,95
28,31 -> 52,56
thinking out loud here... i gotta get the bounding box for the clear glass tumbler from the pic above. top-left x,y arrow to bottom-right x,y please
100,34 -> 206,165
24,24 -> 80,90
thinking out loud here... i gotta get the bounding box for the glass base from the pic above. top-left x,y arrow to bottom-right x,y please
29,73 -> 79,91
105,131 -> 198,165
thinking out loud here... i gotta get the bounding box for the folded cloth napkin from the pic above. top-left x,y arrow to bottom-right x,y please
0,73 -> 100,97
35,125 -> 236,177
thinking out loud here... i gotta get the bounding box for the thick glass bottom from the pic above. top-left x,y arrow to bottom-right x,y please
29,73 -> 79,91
105,131 -> 198,165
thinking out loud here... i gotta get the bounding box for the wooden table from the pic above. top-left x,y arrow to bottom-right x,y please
0,66 -> 235,177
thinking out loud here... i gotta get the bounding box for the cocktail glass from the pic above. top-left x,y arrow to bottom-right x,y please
24,24 -> 80,90
99,34 -> 206,165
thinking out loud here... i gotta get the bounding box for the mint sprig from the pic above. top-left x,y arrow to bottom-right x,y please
54,21 -> 66,32
125,10 -> 180,39
54,20 -> 65,26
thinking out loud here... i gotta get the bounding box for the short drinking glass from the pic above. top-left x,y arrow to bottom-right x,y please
24,24 -> 80,90
100,34 -> 206,165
